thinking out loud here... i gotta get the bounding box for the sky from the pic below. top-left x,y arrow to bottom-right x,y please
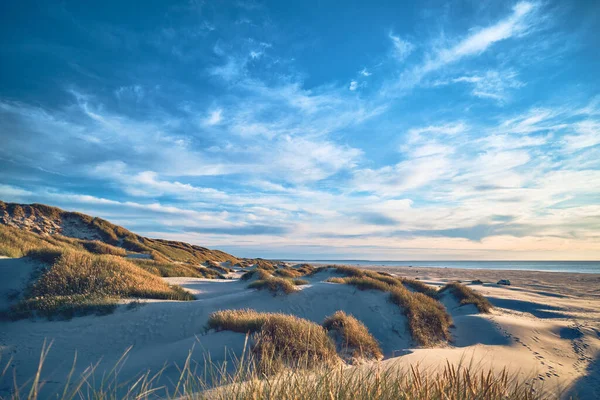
1,1 -> 599,260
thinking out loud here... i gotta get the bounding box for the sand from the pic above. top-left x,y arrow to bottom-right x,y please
1,259 -> 599,399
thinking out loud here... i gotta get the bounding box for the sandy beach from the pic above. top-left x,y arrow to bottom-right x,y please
1,258 -> 599,399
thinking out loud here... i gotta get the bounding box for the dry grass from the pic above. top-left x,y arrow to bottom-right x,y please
253,314 -> 339,374
0,340 -> 548,400
400,278 -> 439,298
240,269 -> 272,281
323,311 -> 383,363
327,276 -> 392,292
274,267 -> 304,278
327,274 -> 452,347
206,308 -> 270,333
8,250 -> 194,319
439,282 -> 492,313
131,259 -> 224,279
248,276 -> 297,295
292,278 -> 309,286
81,240 -> 127,256
207,309 -> 339,375
389,286 -> 452,346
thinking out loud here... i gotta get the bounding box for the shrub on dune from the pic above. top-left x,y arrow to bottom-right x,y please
439,282 -> 492,313
292,278 -> 309,286
323,311 -> 383,363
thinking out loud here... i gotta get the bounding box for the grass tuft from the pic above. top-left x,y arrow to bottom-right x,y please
388,287 -> 452,346
8,250 -> 194,319
323,311 -> 383,363
248,276 -> 297,295
439,282 -> 492,313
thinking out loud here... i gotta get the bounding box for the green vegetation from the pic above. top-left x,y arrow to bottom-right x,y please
439,282 -> 492,313
323,311 -> 383,362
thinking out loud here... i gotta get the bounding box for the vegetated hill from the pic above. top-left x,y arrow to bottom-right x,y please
0,200 -> 239,264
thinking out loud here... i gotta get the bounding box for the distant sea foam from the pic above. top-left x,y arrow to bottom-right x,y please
282,260 -> 600,274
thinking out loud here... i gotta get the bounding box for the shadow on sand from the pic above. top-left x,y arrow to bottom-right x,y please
487,297 -> 567,319
566,352 -> 600,400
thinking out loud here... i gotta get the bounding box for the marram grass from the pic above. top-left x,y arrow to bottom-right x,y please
0,339 -> 554,400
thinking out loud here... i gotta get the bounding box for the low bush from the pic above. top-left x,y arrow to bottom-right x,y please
323,311 -> 382,363
292,279 -> 309,286
439,282 -> 492,313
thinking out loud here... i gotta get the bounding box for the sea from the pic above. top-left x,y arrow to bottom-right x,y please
282,260 -> 600,274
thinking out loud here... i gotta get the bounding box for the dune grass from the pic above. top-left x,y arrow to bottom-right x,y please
207,309 -> 339,375
0,329 -> 547,400
248,276 -> 297,295
240,269 -> 272,281
292,278 -> 309,286
327,274 -> 452,346
400,278 -> 439,298
388,286 -> 452,346
81,240 -> 127,256
131,259 -> 224,279
7,250 -> 194,319
206,308 -> 271,333
323,311 -> 383,363
439,282 -> 492,313
274,267 -> 304,278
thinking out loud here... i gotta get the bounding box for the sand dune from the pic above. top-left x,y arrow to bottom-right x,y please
1,259 -> 599,399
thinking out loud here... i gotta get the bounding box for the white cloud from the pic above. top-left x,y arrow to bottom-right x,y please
389,33 -> 414,61
360,68 -> 372,77
204,108 -> 223,125
562,120 -> 600,151
428,2 -> 536,71
349,80 -> 358,91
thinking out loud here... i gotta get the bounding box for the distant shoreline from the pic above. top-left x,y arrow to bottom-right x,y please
279,260 -> 600,274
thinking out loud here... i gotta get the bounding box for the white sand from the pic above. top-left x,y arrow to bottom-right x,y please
1,259 -> 599,399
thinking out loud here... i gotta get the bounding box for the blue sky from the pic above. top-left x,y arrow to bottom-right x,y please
1,1 -> 599,260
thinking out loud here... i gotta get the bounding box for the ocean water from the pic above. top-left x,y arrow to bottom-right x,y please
283,260 -> 600,274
